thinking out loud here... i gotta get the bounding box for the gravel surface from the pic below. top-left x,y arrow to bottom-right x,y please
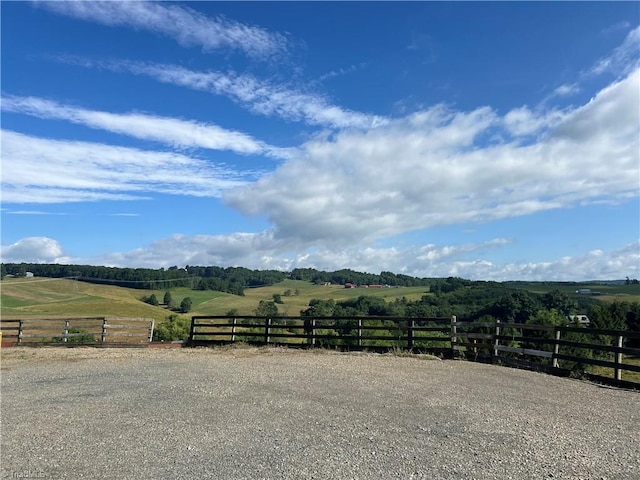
1,346 -> 639,480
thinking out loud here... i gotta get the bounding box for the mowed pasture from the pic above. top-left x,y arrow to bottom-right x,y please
509,281 -> 640,302
0,277 -> 430,320
3,276 -> 638,325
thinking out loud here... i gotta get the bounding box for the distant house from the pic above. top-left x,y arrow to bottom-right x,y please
344,283 -> 355,288
568,314 -> 590,326
368,284 -> 384,288
576,288 -> 592,295
25,272 -> 34,278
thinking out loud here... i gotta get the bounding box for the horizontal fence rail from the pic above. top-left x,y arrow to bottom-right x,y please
190,315 -> 640,389
0,317 -> 154,346
190,315 -> 453,352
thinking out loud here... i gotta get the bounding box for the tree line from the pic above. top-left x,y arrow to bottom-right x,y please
1,263 -> 433,295
299,279 -> 639,335
289,267 -> 432,287
1,263 -> 287,295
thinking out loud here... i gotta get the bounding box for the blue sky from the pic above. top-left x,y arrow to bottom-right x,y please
1,1 -> 639,281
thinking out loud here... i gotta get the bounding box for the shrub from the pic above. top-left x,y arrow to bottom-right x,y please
180,297 -> 193,313
141,294 -> 159,306
153,314 -> 190,342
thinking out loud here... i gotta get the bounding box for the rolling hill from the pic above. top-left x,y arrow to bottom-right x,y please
0,277 -> 431,321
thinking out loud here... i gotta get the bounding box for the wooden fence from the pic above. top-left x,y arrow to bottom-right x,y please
190,315 -> 640,389
0,317 -> 155,346
190,315 -> 453,353
454,319 -> 640,389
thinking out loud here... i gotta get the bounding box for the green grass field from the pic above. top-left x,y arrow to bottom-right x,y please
589,356 -> 640,384
0,277 -> 430,321
507,281 -> 640,302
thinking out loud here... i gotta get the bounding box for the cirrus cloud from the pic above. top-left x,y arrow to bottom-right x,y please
1,130 -> 250,204
1,95 -> 288,158
34,0 -> 290,60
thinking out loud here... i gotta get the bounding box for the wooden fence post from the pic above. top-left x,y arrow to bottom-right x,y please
63,319 -> 70,343
552,328 -> 561,368
18,320 -> 24,344
231,317 -> 237,342
493,319 -> 500,362
407,319 -> 414,350
189,317 -> 196,344
101,318 -> 108,343
357,318 -> 363,347
148,319 -> 154,343
614,335 -> 623,381
311,318 -> 316,346
450,315 -> 457,357
265,317 -> 272,344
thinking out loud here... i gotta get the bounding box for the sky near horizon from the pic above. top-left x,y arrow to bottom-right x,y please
1,1 -> 639,281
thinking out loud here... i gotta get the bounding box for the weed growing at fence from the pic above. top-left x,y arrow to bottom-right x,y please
52,328 -> 96,343
153,314 -> 190,341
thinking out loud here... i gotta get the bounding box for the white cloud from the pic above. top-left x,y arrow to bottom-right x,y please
35,0 -> 289,60
65,58 -> 387,129
225,69 -> 639,246
591,25 -> 640,76
4,234 -> 637,282
602,21 -> 631,35
552,83 -> 580,97
316,63 -> 365,83
3,210 -> 69,215
552,68 -> 640,142
502,106 -> 565,137
445,242 -> 640,282
98,232 -> 284,269
1,130 -> 249,204
1,95 -> 287,158
1,237 -> 71,264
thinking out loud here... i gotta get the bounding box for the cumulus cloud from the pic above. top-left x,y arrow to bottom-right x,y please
97,232 -> 286,270
1,237 -> 71,264
2,95 -> 287,158
1,130 -> 249,204
225,69 -> 639,246
444,242 -> 640,282
34,0 -> 290,60
4,234 -> 637,282
502,106 -> 565,137
552,68 -> 639,142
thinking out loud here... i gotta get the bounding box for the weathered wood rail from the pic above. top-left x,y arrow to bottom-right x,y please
464,320 -> 640,388
190,315 -> 453,353
190,315 -> 640,389
0,317 -> 155,346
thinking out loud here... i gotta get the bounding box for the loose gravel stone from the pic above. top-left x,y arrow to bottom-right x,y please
1,346 -> 638,479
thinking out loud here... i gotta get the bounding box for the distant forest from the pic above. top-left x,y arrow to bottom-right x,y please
2,263 -> 639,335
1,263 -> 430,296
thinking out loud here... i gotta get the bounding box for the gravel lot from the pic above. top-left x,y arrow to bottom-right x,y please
1,346 -> 639,480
